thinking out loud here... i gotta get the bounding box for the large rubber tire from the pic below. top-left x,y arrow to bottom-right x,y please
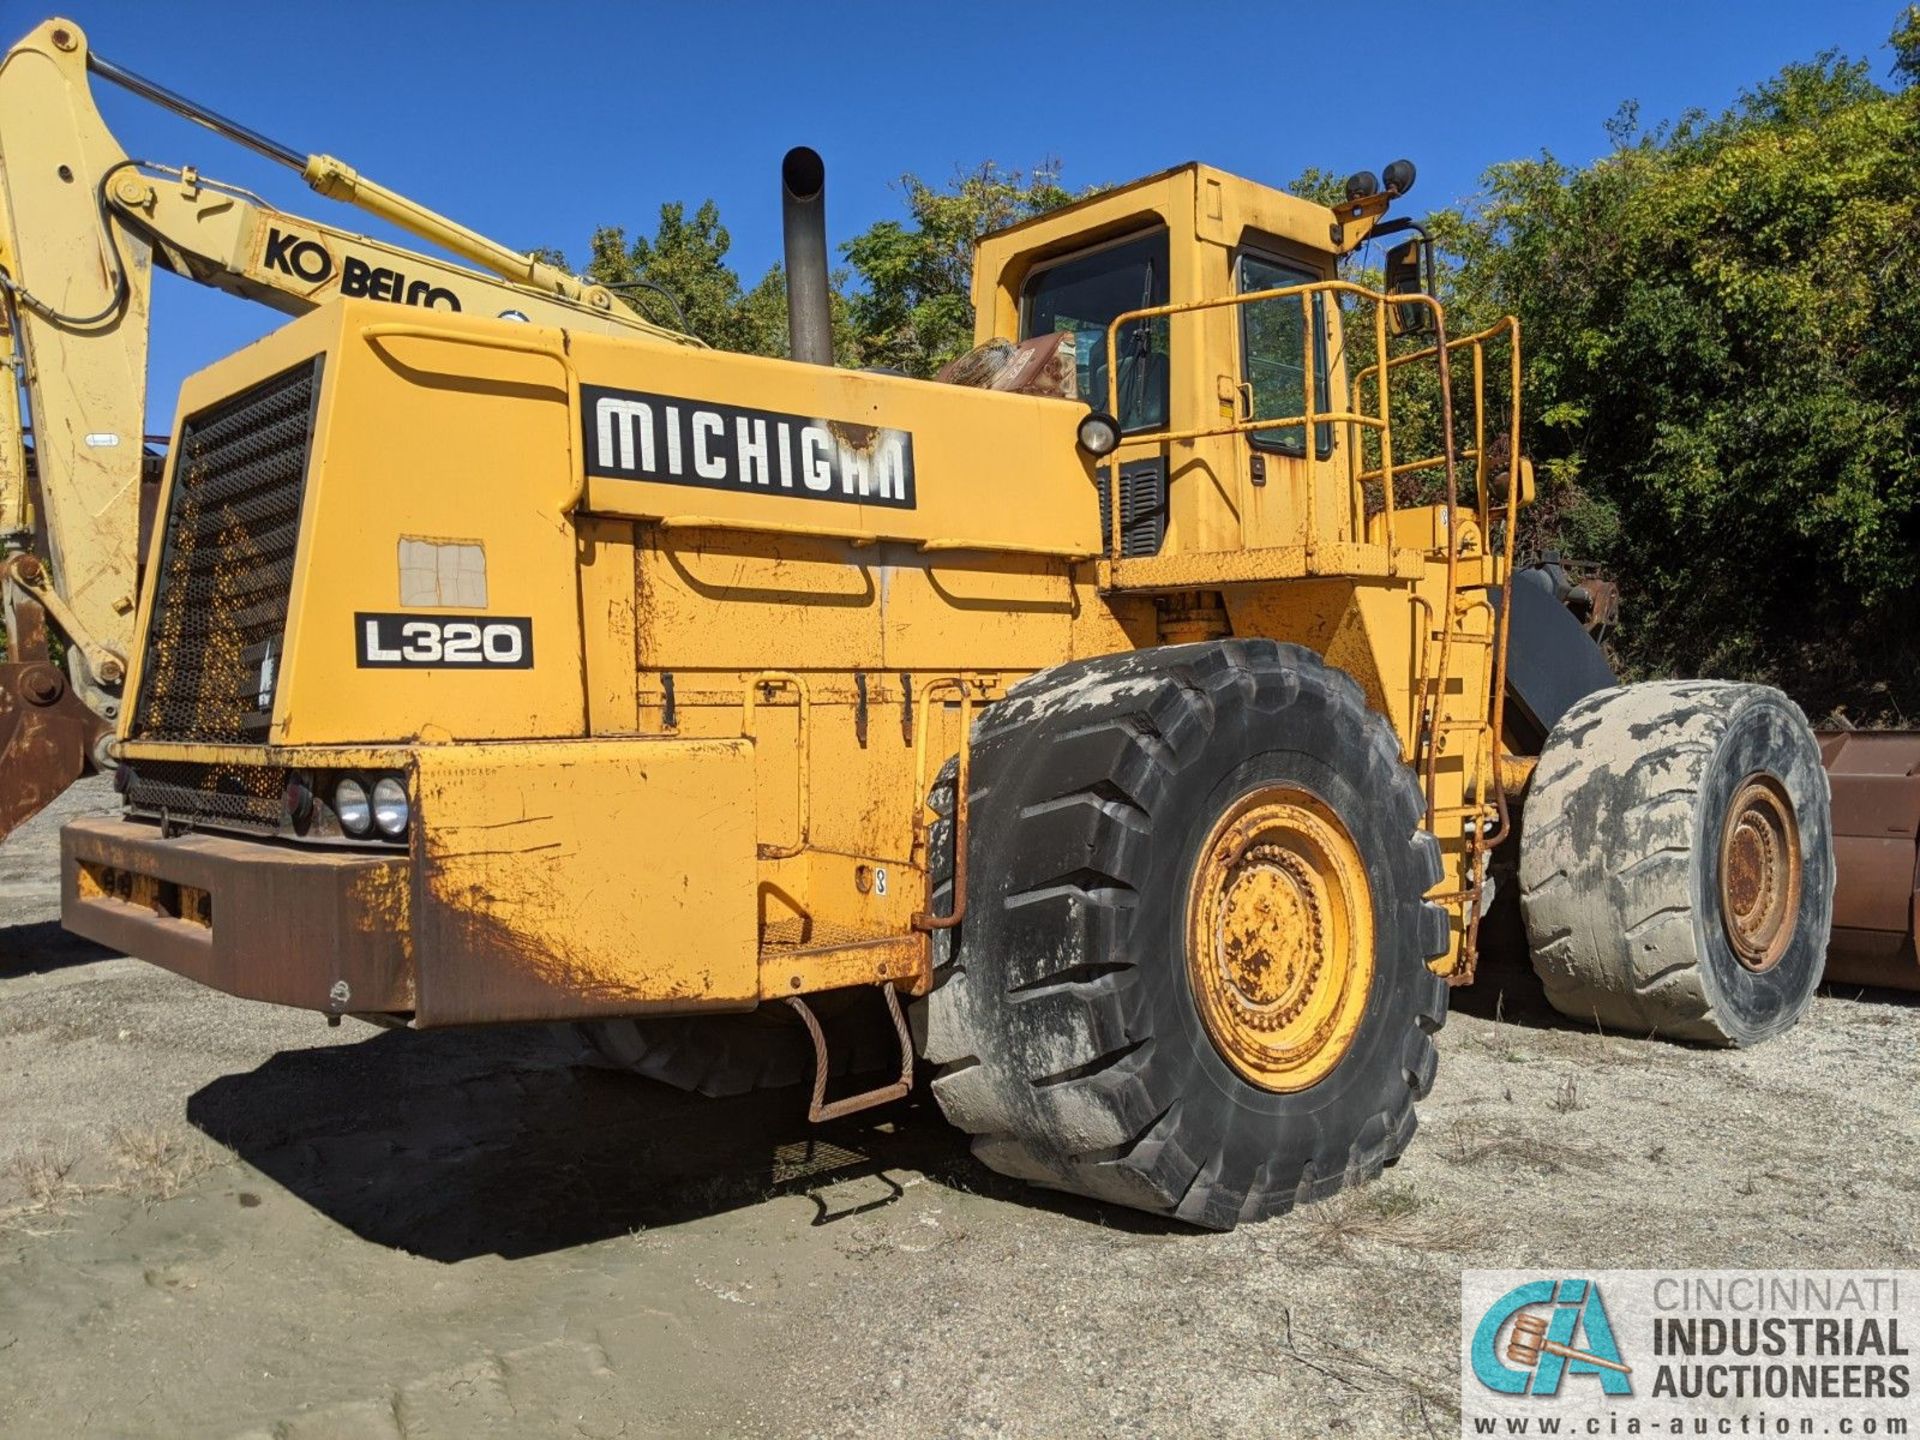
578,991 -> 895,1098
920,640 -> 1449,1230
1518,681 -> 1832,1045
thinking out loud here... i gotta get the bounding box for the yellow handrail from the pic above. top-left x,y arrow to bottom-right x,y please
1098,279 -> 1456,568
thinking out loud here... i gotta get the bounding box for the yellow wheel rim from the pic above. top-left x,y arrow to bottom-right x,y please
1184,786 -> 1374,1093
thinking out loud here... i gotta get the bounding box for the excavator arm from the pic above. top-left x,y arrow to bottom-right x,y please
0,16 -> 694,841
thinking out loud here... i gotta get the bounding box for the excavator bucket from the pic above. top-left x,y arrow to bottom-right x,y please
0,661 -> 101,841
0,578 -> 109,845
0,441 -> 157,846
1819,731 -> 1920,991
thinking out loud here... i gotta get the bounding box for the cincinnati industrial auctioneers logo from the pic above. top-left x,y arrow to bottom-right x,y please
1460,1270 -> 1917,1438
1472,1278 -> 1634,1397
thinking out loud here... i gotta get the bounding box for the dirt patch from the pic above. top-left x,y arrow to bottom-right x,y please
2,781 -> 1916,1437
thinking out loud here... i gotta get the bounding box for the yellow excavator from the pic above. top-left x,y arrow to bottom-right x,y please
0,15 -> 696,842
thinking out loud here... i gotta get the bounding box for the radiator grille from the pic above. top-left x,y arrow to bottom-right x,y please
124,760 -> 288,832
131,358 -> 321,743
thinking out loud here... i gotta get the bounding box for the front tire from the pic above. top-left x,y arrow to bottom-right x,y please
921,641 -> 1448,1230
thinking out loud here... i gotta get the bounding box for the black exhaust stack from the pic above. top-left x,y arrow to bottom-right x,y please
781,146 -> 833,366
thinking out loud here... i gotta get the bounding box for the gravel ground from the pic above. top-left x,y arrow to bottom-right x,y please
2,780 -> 1916,1438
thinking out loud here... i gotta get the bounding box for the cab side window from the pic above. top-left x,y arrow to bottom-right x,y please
1238,253 -> 1332,457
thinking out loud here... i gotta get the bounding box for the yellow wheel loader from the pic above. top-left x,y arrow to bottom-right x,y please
0,16 -> 696,843
50,30 -> 1835,1226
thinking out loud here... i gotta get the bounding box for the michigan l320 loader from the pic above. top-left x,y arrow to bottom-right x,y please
51,41 -> 1834,1227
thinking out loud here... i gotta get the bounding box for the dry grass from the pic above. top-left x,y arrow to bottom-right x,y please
0,1141 -> 86,1233
1437,1116 -> 1608,1175
1230,1306 -> 1459,1431
109,1124 -> 216,1202
6,1142 -> 79,1209
1294,1181 -> 1488,1258
1,1126 -> 219,1229
1549,1074 -> 1585,1113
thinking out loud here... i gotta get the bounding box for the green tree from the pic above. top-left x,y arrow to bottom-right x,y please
568,199 -> 765,351
548,163 -> 1077,370
841,162 -> 1081,377
1441,24 -> 1920,719
1284,166 -> 1350,209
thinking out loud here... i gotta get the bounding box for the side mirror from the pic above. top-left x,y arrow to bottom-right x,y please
1384,237 -> 1433,338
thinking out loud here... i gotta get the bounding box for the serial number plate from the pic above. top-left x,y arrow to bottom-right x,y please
354,612 -> 533,668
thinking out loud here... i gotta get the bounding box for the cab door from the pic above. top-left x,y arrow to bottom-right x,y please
1234,250 -> 1339,551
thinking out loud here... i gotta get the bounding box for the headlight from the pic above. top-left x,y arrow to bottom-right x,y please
1077,411 -> 1122,458
334,777 -> 372,837
372,776 -> 410,837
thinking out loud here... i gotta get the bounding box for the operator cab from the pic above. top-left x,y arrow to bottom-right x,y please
972,162 -> 1419,572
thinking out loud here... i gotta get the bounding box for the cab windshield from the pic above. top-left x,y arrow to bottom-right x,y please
1020,230 -> 1170,433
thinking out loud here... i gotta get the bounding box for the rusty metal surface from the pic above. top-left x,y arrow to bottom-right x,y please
0,660 -> 107,842
1818,730 -> 1920,990
935,333 -> 1079,400
61,813 -> 414,1014
0,566 -> 111,844
1718,775 -> 1801,972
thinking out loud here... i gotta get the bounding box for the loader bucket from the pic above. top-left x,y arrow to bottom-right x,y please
1818,730 -> 1920,991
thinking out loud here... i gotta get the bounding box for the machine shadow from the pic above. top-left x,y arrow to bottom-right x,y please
0,918 -> 119,977
1444,887 -> 1593,1034
184,1023 -> 1057,1262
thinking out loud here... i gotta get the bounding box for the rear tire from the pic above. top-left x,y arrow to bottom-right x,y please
920,640 -> 1448,1230
1518,681 -> 1832,1045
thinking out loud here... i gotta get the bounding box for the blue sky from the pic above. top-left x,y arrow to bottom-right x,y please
34,0 -> 1905,429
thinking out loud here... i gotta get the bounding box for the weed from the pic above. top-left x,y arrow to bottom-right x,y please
108,1124 -> 215,1201
1296,1182 -> 1487,1257
1439,1118 -> 1607,1175
6,1142 -> 77,1209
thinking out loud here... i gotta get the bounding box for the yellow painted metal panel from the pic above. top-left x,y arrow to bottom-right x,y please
571,336 -> 1101,559
878,555 -> 1078,672
637,526 -> 883,673
635,530 -> 1086,676
280,306 -> 588,744
410,737 -> 758,1024
578,517 -> 640,734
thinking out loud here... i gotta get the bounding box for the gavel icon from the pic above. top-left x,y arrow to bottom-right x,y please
1506,1312 -> 1633,1375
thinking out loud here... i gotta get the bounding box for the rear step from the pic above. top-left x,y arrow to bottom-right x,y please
785,983 -> 915,1122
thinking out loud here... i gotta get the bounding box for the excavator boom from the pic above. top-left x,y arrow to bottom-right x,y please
0,16 -> 693,842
